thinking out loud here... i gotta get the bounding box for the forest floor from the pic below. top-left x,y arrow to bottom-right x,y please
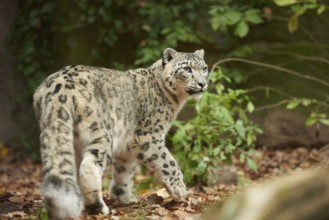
0,145 -> 326,220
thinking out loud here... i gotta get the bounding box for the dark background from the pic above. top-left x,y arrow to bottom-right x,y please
0,0 -> 328,159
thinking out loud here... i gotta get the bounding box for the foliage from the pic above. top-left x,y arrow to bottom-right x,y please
8,0 -> 328,180
8,0 -> 268,97
274,0 -> 328,32
7,0 -> 269,156
172,67 -> 262,185
286,98 -> 329,126
209,0 -> 263,38
35,208 -> 48,220
215,55 -> 329,131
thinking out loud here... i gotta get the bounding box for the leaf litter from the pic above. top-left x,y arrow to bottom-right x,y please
0,146 -> 324,219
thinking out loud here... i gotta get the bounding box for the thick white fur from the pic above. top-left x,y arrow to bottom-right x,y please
79,155 -> 109,214
42,183 -> 84,219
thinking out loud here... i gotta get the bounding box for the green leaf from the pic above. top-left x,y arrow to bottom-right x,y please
245,9 -> 261,15
227,45 -> 253,58
305,117 -> 317,126
288,13 -> 299,33
245,14 -> 263,24
225,143 -> 235,154
220,151 -> 227,160
193,144 -> 201,153
224,11 -> 242,25
247,102 -> 255,113
235,120 -> 246,139
240,153 -> 246,163
286,99 -> 300,109
320,119 -> 329,126
301,98 -> 312,106
234,21 -> 249,38
213,147 -> 220,156
246,133 -> 254,146
244,10 -> 263,24
210,17 -> 224,31
317,5 -> 327,14
274,0 -> 298,6
188,160 -> 198,168
247,158 -> 258,172
184,172 -> 193,184
195,161 -> 207,176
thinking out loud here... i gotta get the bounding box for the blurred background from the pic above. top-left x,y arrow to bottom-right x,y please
0,0 -> 328,165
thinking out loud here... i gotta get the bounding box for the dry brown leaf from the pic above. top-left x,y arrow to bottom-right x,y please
8,196 -> 24,203
147,194 -> 164,205
201,186 -> 217,194
154,206 -> 169,216
173,210 -> 191,220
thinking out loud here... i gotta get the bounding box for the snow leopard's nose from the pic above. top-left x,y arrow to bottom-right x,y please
197,81 -> 207,90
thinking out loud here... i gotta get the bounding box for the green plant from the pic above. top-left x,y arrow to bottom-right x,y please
274,0 -> 328,32
35,207 -> 48,220
172,66 -> 262,186
209,0 -> 263,38
213,56 -> 329,129
8,1 -> 267,156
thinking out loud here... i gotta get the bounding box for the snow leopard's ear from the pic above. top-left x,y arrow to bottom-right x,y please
194,49 -> 204,59
162,48 -> 177,67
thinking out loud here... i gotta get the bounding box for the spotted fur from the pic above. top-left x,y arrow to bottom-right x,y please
33,48 -> 208,219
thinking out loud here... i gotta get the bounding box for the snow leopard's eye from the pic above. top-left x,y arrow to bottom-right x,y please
203,67 -> 208,72
184,66 -> 192,73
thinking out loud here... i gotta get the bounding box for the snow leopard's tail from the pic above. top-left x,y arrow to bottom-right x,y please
33,88 -> 84,219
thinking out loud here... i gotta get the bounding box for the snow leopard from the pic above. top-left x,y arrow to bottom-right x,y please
33,48 -> 208,219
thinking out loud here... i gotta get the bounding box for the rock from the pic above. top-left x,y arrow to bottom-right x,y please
254,109 -> 329,148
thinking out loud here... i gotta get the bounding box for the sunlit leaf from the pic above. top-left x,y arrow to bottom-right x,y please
220,152 -> 227,160
247,158 -> 258,172
288,13 -> 299,33
224,11 -> 242,25
234,21 -> 249,38
305,117 -> 317,126
195,161 -> 207,175
274,0 -> 298,6
247,102 -> 255,113
235,120 -> 246,139
286,99 -> 300,109
213,147 -> 220,156
245,9 -> 263,24
240,153 -> 246,163
317,5 -> 327,14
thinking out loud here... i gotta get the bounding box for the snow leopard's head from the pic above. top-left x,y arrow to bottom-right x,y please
162,48 -> 208,99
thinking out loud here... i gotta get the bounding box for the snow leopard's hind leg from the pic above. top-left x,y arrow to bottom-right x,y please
77,118 -> 112,215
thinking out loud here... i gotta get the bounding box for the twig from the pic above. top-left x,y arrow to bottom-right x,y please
211,58 -> 329,88
246,86 -> 295,99
270,15 -> 329,57
254,100 -> 290,111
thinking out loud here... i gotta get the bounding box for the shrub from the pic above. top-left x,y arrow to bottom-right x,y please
172,65 -> 262,186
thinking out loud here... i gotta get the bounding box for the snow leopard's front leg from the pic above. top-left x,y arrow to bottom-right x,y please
136,135 -> 187,200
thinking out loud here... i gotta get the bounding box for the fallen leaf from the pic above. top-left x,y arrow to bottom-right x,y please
201,186 -> 217,194
0,192 -> 15,201
173,210 -> 191,220
7,211 -> 27,217
147,194 -> 164,205
9,196 -> 24,203
156,188 -> 169,198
